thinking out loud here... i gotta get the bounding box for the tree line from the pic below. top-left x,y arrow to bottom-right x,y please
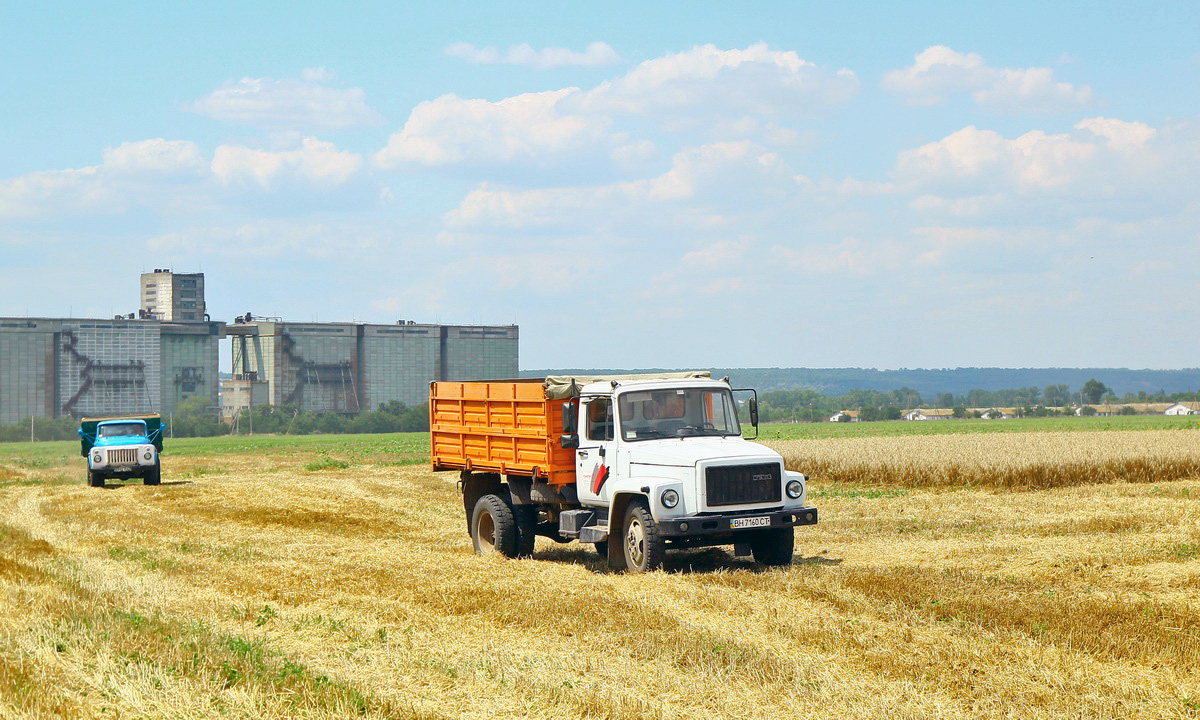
4,377 -> 1198,442
0,398 -> 430,443
757,380 -> 1200,423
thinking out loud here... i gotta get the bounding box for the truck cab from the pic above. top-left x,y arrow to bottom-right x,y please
560,377 -> 815,570
78,414 -> 164,487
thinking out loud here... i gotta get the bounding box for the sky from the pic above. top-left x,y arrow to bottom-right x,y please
1,1 -> 1198,371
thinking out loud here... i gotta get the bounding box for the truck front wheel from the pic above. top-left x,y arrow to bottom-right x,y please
87,470 -> 104,488
471,494 -> 518,557
622,502 -> 665,573
750,526 -> 794,567
144,460 -> 161,486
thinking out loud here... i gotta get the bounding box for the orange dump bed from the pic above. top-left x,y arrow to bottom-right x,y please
430,379 -> 576,485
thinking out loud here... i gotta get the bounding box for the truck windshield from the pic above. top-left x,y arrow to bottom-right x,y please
97,422 -> 146,438
617,387 -> 741,441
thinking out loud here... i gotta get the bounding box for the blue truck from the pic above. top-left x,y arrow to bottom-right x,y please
78,414 -> 165,487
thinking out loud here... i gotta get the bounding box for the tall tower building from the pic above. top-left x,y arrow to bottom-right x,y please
140,270 -> 206,321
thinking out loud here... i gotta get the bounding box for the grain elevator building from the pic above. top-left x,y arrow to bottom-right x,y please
0,270 -> 519,424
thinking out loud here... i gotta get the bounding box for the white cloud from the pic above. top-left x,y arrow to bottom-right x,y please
0,138 -> 207,219
679,238 -> 753,272
572,43 -> 858,119
102,139 -> 207,178
0,134 -> 367,221
444,41 -> 620,69
373,89 -> 613,169
443,140 -> 790,231
880,46 -> 988,105
894,125 -> 1096,192
212,137 -> 362,189
147,218 -> 383,259
646,141 -> 787,201
300,67 -> 335,82
908,193 -> 1009,218
189,70 -> 381,131
375,43 -> 855,175
975,67 -> 1094,113
883,46 -> 1092,113
1075,117 -> 1156,152
770,237 -> 879,276
0,166 -> 108,219
891,117 -> 1200,222
444,182 -> 629,230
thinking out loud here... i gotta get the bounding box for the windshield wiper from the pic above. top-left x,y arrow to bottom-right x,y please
677,425 -> 726,436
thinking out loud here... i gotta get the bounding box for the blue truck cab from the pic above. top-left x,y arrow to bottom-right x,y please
78,414 -> 165,487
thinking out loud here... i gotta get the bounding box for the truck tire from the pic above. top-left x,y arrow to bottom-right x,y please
87,470 -> 104,488
144,461 -> 161,486
750,526 -> 794,567
471,494 -> 518,557
512,504 -> 537,558
622,501 -> 665,573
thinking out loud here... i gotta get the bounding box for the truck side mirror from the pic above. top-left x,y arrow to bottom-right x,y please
561,433 -> 579,449
561,400 -> 578,434
749,398 -> 759,427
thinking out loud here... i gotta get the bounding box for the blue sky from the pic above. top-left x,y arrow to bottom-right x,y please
2,1 -> 1198,370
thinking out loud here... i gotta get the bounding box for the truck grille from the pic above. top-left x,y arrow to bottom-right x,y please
705,463 -> 782,506
107,448 -> 138,464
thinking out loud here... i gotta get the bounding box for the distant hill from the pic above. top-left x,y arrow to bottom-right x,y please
520,367 -> 1200,398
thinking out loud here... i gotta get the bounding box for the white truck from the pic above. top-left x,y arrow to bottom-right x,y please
430,373 -> 817,572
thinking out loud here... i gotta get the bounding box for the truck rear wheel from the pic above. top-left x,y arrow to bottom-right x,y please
750,526 -> 794,566
622,502 -> 665,573
471,494 -> 518,557
87,470 -> 104,488
144,461 -> 161,486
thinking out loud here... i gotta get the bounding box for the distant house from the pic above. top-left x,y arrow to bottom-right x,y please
980,407 -> 1016,420
830,410 -> 859,422
1165,402 -> 1200,415
903,408 -> 954,421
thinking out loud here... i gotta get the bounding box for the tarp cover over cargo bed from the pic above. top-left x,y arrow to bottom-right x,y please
543,371 -> 712,399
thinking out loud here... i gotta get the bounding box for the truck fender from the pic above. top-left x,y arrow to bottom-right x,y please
607,475 -> 686,519
606,492 -> 638,569
459,472 -> 503,534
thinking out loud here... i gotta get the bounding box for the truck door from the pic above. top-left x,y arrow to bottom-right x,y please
576,396 -> 616,504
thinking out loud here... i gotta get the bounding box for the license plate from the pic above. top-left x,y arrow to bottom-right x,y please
730,516 -> 771,529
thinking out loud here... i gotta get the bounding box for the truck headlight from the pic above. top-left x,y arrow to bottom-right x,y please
144,451 -> 152,460
92,452 -> 102,464
786,479 -> 803,499
660,489 -> 680,508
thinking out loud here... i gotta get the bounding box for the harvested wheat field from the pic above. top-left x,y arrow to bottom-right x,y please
1,426 -> 1199,719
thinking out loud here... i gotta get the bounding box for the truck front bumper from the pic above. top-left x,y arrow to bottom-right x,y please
656,507 -> 818,538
